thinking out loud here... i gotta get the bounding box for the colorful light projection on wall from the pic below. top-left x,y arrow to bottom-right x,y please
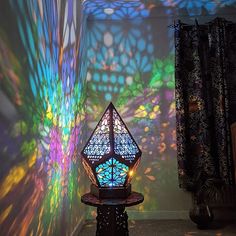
159,0 -> 236,16
0,0 -> 87,235
86,20 -> 154,101
82,0 -> 152,20
116,55 -> 175,155
81,103 -> 141,197
85,51 -> 176,209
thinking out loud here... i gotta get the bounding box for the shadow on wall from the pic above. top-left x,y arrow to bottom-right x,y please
0,0 -> 87,235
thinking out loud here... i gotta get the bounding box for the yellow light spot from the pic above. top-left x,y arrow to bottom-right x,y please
134,105 -> 147,118
53,117 -> 57,126
146,175 -> 156,181
141,138 -> 146,143
129,170 -> 134,177
149,112 -> 156,119
0,205 -> 12,224
97,168 -> 103,173
139,105 -> 145,110
28,151 -> 37,168
91,210 -> 97,218
153,105 -> 160,112
77,190 -> 81,198
46,112 -> 53,120
144,127 -> 149,132
144,167 -> 151,174
0,166 -> 26,199
46,104 -> 53,120
63,134 -> 69,141
162,122 -> 169,128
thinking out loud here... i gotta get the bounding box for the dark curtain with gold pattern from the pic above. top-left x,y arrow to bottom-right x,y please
175,18 -> 236,188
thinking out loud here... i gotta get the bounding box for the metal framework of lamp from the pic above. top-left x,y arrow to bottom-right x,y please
81,102 -> 142,199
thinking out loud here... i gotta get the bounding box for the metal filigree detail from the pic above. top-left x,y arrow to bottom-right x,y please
84,110 -> 110,160
113,110 -> 139,162
81,103 -> 142,188
82,159 -> 97,186
96,206 -> 128,236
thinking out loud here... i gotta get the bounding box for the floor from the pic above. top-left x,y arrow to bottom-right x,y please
79,220 -> 236,236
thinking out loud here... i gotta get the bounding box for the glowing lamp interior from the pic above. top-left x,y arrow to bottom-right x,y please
81,102 -> 142,198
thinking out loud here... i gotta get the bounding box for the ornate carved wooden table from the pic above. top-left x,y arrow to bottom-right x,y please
81,192 -> 144,236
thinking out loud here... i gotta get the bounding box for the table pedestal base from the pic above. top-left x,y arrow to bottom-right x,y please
96,206 -> 129,236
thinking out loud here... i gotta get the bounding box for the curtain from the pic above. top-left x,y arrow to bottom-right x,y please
175,18 -> 236,188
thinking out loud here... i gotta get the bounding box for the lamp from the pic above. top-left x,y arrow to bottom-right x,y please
81,102 -> 142,199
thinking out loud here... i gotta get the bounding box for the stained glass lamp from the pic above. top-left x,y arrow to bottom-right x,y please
81,102 -> 142,199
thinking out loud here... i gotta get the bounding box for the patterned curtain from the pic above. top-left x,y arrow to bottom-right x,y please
175,18 -> 236,188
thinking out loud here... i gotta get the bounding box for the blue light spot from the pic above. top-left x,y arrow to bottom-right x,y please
94,73 -> 100,82
102,74 -> 108,82
138,38 -> 145,52
111,75 -> 116,84
118,76 -> 124,85
105,93 -> 112,101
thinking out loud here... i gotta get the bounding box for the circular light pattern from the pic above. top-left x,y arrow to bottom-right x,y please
86,71 -> 92,81
126,76 -> 133,85
104,8 -> 114,15
86,20 -> 154,101
83,0 -> 151,20
105,93 -> 112,101
104,32 -> 113,47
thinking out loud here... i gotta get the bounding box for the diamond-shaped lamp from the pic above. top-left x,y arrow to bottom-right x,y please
81,103 -> 142,199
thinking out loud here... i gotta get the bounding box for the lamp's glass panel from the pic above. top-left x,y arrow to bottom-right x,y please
113,110 -> 139,162
96,157 -> 128,187
83,110 -> 110,162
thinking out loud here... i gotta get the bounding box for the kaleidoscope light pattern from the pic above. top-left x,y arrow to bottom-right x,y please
83,0 -> 151,20
1,0 -> 236,231
159,0 -> 236,16
0,0 -> 87,235
86,20 -> 154,101
81,103 -> 142,188
96,157 -> 129,187
149,57 -> 175,90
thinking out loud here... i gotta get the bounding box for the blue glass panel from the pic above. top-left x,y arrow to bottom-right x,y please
96,158 -> 129,187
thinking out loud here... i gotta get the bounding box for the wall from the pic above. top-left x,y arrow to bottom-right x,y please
83,0 -> 236,220
1,1 -> 236,235
0,0 -> 88,235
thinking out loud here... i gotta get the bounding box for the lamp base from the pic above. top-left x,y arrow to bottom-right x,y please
90,184 -> 131,199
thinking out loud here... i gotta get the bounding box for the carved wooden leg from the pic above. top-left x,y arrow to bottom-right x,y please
96,206 -> 129,236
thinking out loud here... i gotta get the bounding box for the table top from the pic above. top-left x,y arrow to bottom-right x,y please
81,192 -> 144,207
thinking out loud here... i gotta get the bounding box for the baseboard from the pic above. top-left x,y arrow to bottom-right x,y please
71,215 -> 85,236
126,210 -> 190,220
